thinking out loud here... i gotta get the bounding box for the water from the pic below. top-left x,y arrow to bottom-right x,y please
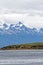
0,50 -> 43,65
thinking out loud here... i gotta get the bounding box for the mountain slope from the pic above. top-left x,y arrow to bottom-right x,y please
0,21 -> 43,47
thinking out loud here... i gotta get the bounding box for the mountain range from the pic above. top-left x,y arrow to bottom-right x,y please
0,21 -> 43,47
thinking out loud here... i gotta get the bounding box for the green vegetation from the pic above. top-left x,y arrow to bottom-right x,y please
1,42 -> 43,50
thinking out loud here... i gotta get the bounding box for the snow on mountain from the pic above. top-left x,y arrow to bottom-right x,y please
0,21 -> 43,35
0,21 -> 43,47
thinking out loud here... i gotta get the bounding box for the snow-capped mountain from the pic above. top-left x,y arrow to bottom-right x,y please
0,21 -> 38,34
0,21 -> 43,47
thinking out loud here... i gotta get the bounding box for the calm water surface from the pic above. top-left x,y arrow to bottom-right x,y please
0,50 -> 43,65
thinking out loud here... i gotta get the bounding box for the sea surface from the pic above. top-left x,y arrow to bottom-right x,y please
0,50 -> 43,65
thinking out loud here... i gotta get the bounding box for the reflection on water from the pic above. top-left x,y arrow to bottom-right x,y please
0,50 -> 43,65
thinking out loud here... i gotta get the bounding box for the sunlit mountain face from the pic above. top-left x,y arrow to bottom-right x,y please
0,21 -> 43,47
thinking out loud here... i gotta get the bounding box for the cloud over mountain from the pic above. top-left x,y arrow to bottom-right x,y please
0,13 -> 43,31
0,0 -> 43,31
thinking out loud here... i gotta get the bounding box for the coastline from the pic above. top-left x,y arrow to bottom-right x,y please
0,43 -> 43,50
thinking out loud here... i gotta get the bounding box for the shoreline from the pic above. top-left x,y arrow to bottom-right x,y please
1,48 -> 43,50
1,43 -> 43,50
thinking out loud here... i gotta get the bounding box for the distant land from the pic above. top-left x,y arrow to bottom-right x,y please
1,42 -> 43,50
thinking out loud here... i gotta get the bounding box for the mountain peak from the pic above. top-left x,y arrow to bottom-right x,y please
3,23 -> 8,28
18,21 -> 23,25
15,21 -> 23,27
3,23 -> 10,30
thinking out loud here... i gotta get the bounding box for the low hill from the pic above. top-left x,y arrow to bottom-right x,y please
1,42 -> 43,50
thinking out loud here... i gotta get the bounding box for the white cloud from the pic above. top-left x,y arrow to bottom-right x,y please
0,13 -> 24,24
0,0 -> 43,13
0,13 -> 43,30
23,14 -> 43,29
